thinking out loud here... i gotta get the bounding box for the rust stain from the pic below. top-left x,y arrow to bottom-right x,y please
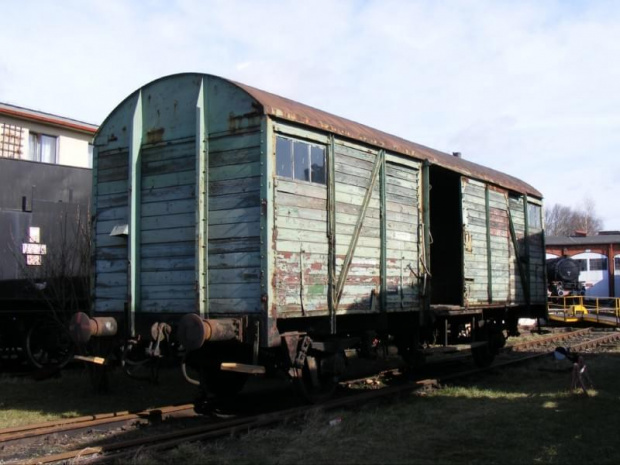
233,80 -> 542,198
228,111 -> 261,132
146,127 -> 165,144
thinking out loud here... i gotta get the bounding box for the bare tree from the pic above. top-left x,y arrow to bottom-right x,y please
545,198 -> 604,236
9,205 -> 91,368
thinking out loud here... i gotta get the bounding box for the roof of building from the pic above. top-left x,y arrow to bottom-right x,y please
0,102 -> 98,134
547,235 -> 620,246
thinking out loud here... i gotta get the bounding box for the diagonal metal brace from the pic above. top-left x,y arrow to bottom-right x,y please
507,199 -> 530,306
334,150 -> 384,312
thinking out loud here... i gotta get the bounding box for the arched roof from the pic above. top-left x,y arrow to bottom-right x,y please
233,79 -> 542,198
97,73 -> 542,198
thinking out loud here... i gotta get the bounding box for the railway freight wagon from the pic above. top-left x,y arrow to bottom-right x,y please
70,73 -> 547,401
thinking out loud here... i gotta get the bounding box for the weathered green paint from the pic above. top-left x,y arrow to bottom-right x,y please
335,150 -> 384,311
421,160 -> 431,312
90,134 -> 99,316
92,73 -> 546,345
540,204 -> 548,310
485,186 -> 493,303
380,151 -> 387,312
523,194 -> 531,304
328,135 -> 337,333
196,77 -> 209,317
260,118 -> 275,345
507,198 -> 530,305
129,90 -> 143,336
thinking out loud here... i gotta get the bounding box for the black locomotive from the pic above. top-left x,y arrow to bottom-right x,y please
0,157 -> 91,369
546,257 -> 585,296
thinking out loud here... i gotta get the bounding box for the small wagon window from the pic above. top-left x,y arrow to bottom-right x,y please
276,136 -> 326,185
276,137 -> 293,178
527,203 -> 542,230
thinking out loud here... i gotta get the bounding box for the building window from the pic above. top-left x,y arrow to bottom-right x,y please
88,143 -> 94,168
589,258 -> 607,271
615,257 -> 620,272
29,132 -> 57,163
0,123 -> 24,159
276,136 -> 325,185
527,203 -> 542,229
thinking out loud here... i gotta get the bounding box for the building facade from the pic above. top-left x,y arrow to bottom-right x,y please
0,102 -> 97,168
546,232 -> 620,297
0,102 -> 97,284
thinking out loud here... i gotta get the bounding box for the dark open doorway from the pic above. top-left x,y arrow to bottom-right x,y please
429,166 -> 463,306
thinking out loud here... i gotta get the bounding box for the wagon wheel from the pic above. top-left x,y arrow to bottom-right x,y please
471,342 -> 495,368
200,365 -> 249,398
25,319 -> 74,369
294,351 -> 343,404
188,343 -> 251,399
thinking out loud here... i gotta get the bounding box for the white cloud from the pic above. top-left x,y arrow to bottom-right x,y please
1,0 -> 619,228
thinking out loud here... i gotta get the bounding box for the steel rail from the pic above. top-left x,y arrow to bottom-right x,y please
15,328 -> 620,464
0,404 -> 193,444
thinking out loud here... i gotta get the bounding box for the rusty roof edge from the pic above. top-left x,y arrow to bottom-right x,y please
232,80 -> 542,199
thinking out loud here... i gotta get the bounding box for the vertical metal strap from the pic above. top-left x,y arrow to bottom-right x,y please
421,161 -> 431,311
507,197 -> 530,306
128,91 -> 143,338
541,202 -> 549,313
196,78 -> 209,318
90,134 -> 98,315
327,135 -> 337,333
259,119 -> 275,345
485,186 -> 493,303
523,194 -> 531,304
380,152 -> 387,312
299,248 -> 306,316
334,149 -> 384,312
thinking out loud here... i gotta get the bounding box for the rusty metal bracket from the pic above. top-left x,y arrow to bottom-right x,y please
295,335 -> 312,368
281,332 -> 301,365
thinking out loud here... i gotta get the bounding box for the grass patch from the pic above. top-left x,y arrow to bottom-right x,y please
130,348 -> 620,465
0,365 -> 197,428
3,348 -> 620,464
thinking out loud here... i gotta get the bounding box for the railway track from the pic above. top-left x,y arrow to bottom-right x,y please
507,327 -> 620,354
0,404 -> 195,444
5,327 -> 620,464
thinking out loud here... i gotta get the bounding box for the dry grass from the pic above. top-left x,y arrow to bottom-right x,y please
130,347 -> 620,465
3,347 -> 620,464
0,364 -> 197,428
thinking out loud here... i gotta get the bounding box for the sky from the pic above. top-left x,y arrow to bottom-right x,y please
1,0 -> 619,230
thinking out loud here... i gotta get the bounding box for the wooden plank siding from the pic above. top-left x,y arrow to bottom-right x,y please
93,148 -> 129,312
273,132 -> 421,317
462,179 -> 487,303
527,202 -> 547,304
383,160 -> 420,312
139,140 -> 196,313
508,195 -> 526,303
93,75 -> 266,315
488,189 -> 511,302
206,129 -> 263,314
274,176 -> 329,315
462,179 -> 514,305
